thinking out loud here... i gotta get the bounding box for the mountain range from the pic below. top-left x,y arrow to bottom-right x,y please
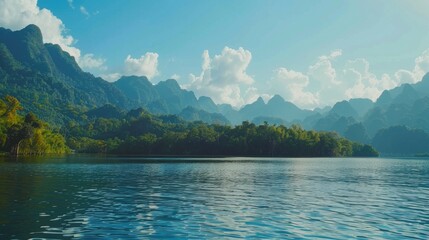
0,25 -> 227,125
1,24 -> 429,155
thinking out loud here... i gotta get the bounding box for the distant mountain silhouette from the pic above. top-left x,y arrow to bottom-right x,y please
329,100 -> 359,119
178,106 -> 230,125
297,76 -> 429,154
150,79 -> 200,114
372,125 -> 429,155
113,76 -> 158,107
238,97 -> 266,122
348,98 -> 373,118
364,75 -> 429,135
225,95 -> 313,125
197,96 -> 219,113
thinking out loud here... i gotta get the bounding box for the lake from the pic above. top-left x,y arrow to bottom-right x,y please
1,156 -> 428,239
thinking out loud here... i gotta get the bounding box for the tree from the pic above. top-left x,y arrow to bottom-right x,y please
1,95 -> 23,124
1,97 -> 69,155
7,123 -> 34,155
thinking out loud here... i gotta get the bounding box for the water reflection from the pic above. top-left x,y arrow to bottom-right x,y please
0,156 -> 428,239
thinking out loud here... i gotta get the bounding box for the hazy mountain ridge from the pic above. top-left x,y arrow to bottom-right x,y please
303,74 -> 429,154
1,25 -> 429,154
0,25 -> 222,125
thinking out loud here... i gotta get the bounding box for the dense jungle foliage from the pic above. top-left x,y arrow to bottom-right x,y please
0,95 -> 69,155
0,95 -> 378,157
63,106 -> 378,157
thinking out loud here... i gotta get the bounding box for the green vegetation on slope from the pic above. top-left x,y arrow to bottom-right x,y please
372,125 -> 429,155
0,95 -> 69,155
64,106 -> 378,157
0,95 -> 378,157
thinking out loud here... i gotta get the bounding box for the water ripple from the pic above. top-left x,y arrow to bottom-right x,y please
0,157 -> 428,239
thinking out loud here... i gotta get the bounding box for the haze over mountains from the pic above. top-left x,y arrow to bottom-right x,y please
1,25 -> 429,155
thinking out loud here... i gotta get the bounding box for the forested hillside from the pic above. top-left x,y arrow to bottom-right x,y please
0,96 -> 69,155
0,25 -> 221,125
64,106 -> 378,157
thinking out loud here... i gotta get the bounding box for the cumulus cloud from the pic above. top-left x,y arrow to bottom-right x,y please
343,58 -> 395,100
0,0 -> 106,72
79,54 -> 106,70
186,47 -> 254,107
388,49 -> 429,86
209,47 -> 254,86
412,49 -> 429,81
394,69 -> 415,85
243,87 -> 271,105
268,48 -> 429,109
187,47 -> 429,109
341,49 -> 429,101
269,50 -> 395,108
268,50 -> 344,108
99,52 -> 161,82
308,50 -> 341,88
271,68 -> 319,109
123,53 -> 159,79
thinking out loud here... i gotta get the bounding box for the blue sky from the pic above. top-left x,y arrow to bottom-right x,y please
2,0 -> 429,108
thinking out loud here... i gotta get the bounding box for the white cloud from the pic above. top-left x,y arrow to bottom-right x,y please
319,49 -> 342,61
271,68 -> 319,109
343,71 -> 382,100
170,74 -> 180,80
308,50 -> 341,88
343,59 -> 379,99
394,69 -> 415,85
80,6 -> 89,17
329,49 -> 343,59
78,54 -> 106,70
389,49 -> 429,86
209,47 -> 254,86
98,52 -> 161,82
283,50 -> 344,108
99,73 -> 121,82
188,47 -> 429,109
243,87 -> 271,105
412,49 -> 429,81
186,47 -> 254,107
269,50 -> 402,108
0,0 -> 106,72
270,48 -> 429,107
124,53 -> 159,79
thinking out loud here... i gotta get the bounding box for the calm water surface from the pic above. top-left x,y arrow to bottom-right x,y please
0,156 -> 428,239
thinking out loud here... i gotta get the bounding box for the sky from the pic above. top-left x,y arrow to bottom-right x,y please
1,0 -> 429,109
